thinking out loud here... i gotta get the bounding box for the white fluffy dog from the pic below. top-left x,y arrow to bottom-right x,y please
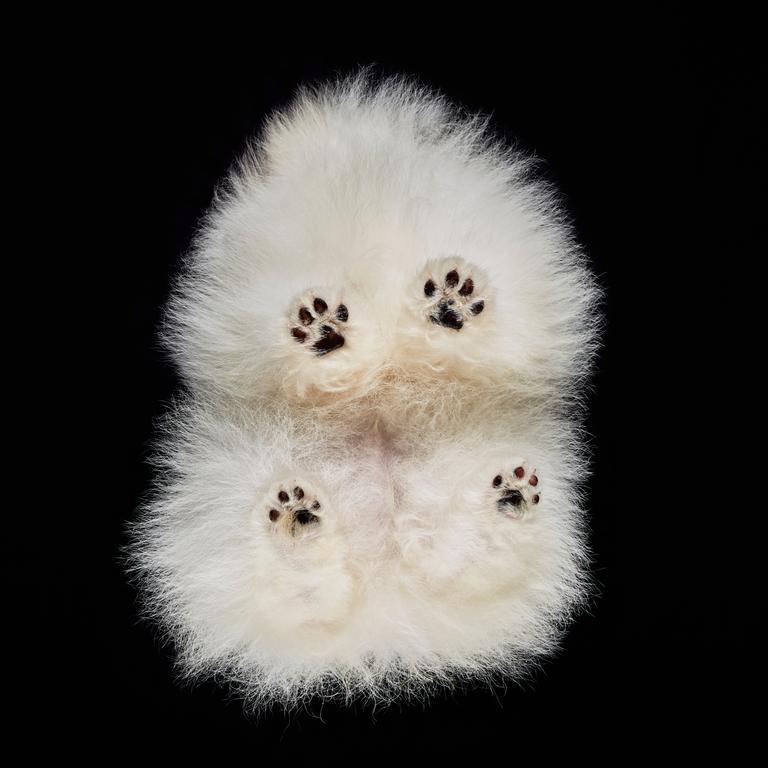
128,73 -> 601,709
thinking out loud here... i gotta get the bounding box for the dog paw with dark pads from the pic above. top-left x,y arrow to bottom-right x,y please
267,484 -> 323,536
491,464 -> 541,519
422,265 -> 486,330
289,296 -> 349,356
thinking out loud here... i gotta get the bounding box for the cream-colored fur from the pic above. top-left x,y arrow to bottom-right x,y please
128,72 -> 601,709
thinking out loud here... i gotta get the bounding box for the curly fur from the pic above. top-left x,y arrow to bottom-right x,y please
127,71 -> 602,710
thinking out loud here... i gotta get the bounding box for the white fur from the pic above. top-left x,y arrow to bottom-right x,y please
127,72 -> 601,710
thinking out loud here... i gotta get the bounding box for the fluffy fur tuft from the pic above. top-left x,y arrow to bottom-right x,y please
127,71 -> 602,711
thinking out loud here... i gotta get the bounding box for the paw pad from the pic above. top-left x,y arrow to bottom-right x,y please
268,484 -> 323,536
290,296 -> 349,356
423,265 -> 486,331
491,464 -> 541,519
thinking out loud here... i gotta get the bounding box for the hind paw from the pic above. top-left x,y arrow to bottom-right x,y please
421,260 -> 487,331
491,463 -> 541,519
289,295 -> 349,356
266,482 -> 325,538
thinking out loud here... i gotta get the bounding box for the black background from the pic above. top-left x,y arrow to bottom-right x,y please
30,16 -> 759,754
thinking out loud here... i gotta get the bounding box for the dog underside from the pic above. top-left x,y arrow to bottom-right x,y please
127,72 -> 601,710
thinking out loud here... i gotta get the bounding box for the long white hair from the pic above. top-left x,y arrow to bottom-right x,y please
127,71 -> 602,710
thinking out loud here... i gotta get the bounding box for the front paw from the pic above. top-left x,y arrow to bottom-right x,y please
421,259 -> 487,331
289,295 -> 349,356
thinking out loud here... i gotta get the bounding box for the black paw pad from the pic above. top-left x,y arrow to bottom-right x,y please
269,485 -> 323,531
434,302 -> 463,330
423,264 -> 486,331
492,466 -> 541,518
294,509 -> 320,526
498,490 -> 523,509
313,327 -> 345,355
290,296 -> 348,355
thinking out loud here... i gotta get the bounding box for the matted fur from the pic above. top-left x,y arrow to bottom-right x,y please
127,72 -> 601,710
